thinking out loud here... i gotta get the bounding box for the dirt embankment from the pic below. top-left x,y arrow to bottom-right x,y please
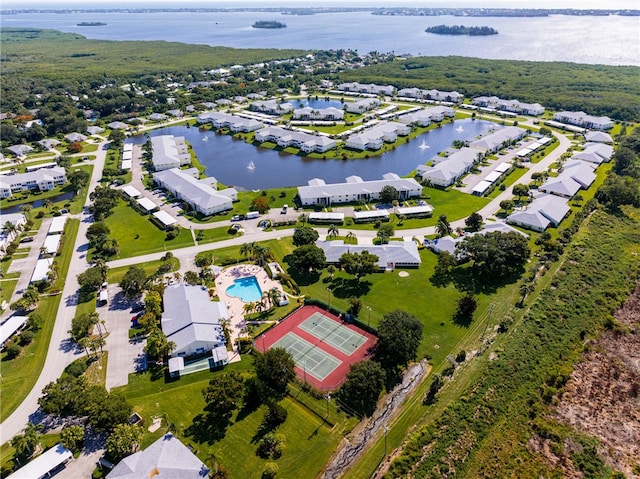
535,284 -> 640,477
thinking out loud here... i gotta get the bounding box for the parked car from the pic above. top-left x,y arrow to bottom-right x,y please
20,236 -> 35,243
231,215 -> 240,222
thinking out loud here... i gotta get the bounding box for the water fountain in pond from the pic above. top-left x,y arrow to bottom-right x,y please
418,139 -> 429,150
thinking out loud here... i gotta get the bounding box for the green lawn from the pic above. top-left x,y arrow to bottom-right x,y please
195,226 -> 240,244
98,200 -> 194,259
487,166 -> 529,199
0,219 -> 80,422
107,257 -> 181,285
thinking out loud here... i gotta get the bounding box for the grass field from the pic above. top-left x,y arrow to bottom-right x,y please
0,219 -> 80,422
98,199 -> 194,259
107,257 -> 181,285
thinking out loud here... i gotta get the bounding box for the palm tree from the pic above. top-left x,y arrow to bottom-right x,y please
240,242 -> 255,260
173,271 -> 182,283
92,335 -> 106,355
253,244 -> 272,267
268,287 -> 281,309
328,224 -> 339,239
327,264 -> 336,279
3,221 -> 17,236
20,204 -> 33,222
43,198 -> 52,210
345,231 -> 356,244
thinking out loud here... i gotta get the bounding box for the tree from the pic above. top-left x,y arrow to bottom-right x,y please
144,327 -> 175,360
184,270 -> 201,285
456,231 -> 531,278
10,284 -> 40,312
240,242 -> 255,260
338,360 -> 386,416
348,297 -> 363,317
512,183 -> 530,202
11,423 -> 42,460
68,169 -> 90,193
596,173 -> 640,209
251,196 -> 270,213
120,266 -> 147,300
292,226 -> 319,246
339,250 -> 379,282
499,199 -> 514,211
262,462 -> 279,479
435,215 -> 452,238
202,371 -> 245,427
253,244 -> 272,267
144,290 -> 162,319
77,265 -> 107,291
86,221 -> 110,245
376,223 -> 394,244
376,309 -> 423,369
108,129 -> 126,147
379,185 -> 399,204
327,224 -> 339,239
85,388 -> 132,431
464,212 -> 483,232
39,375 -> 88,416
69,312 -> 99,341
60,425 -> 85,452
456,295 -> 477,318
106,424 -> 143,462
288,244 -> 326,273
434,251 -> 457,278
255,347 -> 296,402
257,433 -> 286,459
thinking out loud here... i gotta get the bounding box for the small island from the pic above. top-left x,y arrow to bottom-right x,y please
425,25 -> 498,36
252,20 -> 287,29
77,22 -> 107,26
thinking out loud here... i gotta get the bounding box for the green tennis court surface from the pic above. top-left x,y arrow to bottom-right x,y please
299,312 -> 368,356
272,332 -> 342,381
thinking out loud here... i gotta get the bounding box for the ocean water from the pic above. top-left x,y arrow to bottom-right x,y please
2,10 -> 639,65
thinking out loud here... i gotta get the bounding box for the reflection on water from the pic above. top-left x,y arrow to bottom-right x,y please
129,118 -> 495,190
1,191 -> 76,215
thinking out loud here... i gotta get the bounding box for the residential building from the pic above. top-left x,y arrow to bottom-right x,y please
153,168 -> 236,216
397,106 -> 455,125
107,121 -> 129,130
397,87 -> 464,103
507,193 -> 570,232
469,126 -> 527,154
7,145 -> 33,157
107,433 -> 209,479
149,113 -> 168,122
161,284 -> 229,359
345,121 -> 410,151
418,147 -> 480,187
318,239 -> 421,271
292,106 -> 344,121
86,126 -> 105,135
38,139 -> 61,150
343,98 -> 380,114
338,82 -> 395,96
249,100 -> 293,115
0,213 -> 26,255
150,135 -> 191,171
572,142 -> 614,164
472,96 -> 545,116
298,173 -> 422,206
64,132 -> 87,143
553,111 -> 613,130
6,444 -> 72,479
584,131 -> 613,144
197,111 -> 263,132
539,160 -> 596,198
254,126 -> 337,153
0,167 -> 67,199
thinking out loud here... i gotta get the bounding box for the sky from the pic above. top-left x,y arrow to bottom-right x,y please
5,0 -> 640,9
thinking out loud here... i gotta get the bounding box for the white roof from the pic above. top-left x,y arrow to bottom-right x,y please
136,197 -> 157,212
472,180 -> 493,194
107,433 -> 209,479
153,168 -> 234,212
153,210 -> 177,226
211,345 -> 229,363
121,160 -> 132,170
396,205 -> 433,215
121,186 -> 141,198
0,315 -> 28,347
308,212 -> 345,220
7,444 -> 72,479
168,356 -> 185,373
43,234 -> 62,255
48,216 -> 67,235
31,258 -> 53,283
484,171 -> 503,183
353,210 -> 390,220
495,162 -> 512,173
318,240 -> 421,268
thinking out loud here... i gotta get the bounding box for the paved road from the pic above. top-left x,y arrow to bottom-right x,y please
0,137 -> 109,443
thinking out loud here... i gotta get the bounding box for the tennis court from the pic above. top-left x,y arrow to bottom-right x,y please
272,332 -> 342,381
299,312 -> 368,356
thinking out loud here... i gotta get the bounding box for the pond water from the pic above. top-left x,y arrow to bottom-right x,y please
1,191 -> 77,215
129,118 -> 495,190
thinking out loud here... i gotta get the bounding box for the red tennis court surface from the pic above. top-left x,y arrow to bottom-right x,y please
255,305 -> 377,391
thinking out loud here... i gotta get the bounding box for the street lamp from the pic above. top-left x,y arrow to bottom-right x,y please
367,306 -> 372,327
326,393 -> 331,417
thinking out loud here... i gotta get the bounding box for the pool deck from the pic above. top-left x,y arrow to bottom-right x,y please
216,263 -> 284,360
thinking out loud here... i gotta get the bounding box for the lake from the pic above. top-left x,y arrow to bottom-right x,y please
128,118 -> 495,190
2,10 -> 638,65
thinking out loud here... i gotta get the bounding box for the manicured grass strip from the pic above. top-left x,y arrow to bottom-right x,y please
195,226 -> 239,244
0,219 -> 80,422
100,200 -> 194,259
0,279 -> 19,304
487,166 -> 529,199
106,257 -> 180,285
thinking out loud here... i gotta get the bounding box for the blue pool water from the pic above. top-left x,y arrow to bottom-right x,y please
226,276 -> 263,303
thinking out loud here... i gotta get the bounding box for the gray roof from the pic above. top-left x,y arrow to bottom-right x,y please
469,126 -> 526,151
7,145 -> 33,156
420,147 -> 478,185
107,433 -> 209,479
318,240 -> 421,268
153,168 -> 235,212
507,193 -> 569,230
584,131 -> 613,143
298,174 -> 421,203
151,135 -> 189,170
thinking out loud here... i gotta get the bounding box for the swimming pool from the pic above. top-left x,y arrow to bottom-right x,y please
225,276 -> 263,303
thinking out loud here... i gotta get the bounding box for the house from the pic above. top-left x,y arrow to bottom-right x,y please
107,121 -> 129,130
343,98 -> 380,114
539,160 -> 596,198
553,111 -> 613,130
166,109 -> 183,118
418,147 -> 480,187
38,139 -> 61,150
572,143 -> 614,164
150,135 -> 191,171
395,204 -> 433,218
469,126 -> 527,154
161,284 -> 229,359
292,107 -> 344,121
338,82 -> 395,96
254,126 -> 337,153
0,167 -> 67,199
318,239 -> 421,271
86,126 -> 105,135
0,213 -> 26,255
472,96 -> 545,116
429,221 -> 528,257
249,100 -> 293,115
153,168 -> 236,216
298,173 -> 422,206
584,131 -> 613,144
107,433 -> 209,479
149,113 -> 168,122
7,145 -> 33,157
397,88 -> 463,103
64,132 -> 87,143
507,193 -> 570,232
345,121 -> 409,151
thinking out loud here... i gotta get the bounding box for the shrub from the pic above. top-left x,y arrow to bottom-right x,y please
262,463 -> 278,479
19,330 -> 34,346
5,343 -> 21,359
65,360 -> 89,378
